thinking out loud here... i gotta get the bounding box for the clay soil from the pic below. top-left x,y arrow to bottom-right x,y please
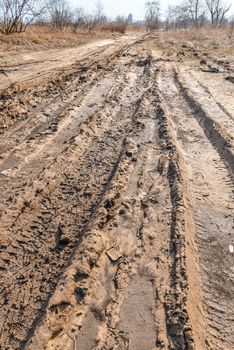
0,29 -> 233,350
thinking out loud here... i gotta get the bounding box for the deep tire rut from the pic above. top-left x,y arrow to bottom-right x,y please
158,62 -> 234,350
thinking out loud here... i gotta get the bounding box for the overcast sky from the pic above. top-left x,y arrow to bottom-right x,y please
70,0 -> 182,20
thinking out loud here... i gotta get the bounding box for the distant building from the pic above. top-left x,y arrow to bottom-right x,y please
127,13 -> 133,24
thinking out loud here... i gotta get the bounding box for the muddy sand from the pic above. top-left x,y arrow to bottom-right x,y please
0,32 -> 233,350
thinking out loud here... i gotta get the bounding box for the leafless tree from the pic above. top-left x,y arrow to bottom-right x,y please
50,0 -> 72,30
95,0 -> 104,23
112,16 -> 128,33
145,0 -> 160,31
166,4 -> 191,29
71,7 -> 85,32
184,0 -> 203,27
206,0 -> 231,26
80,14 -> 96,32
115,15 -> 126,23
0,0 -> 50,34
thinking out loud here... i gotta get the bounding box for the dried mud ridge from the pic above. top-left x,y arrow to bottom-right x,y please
0,36 -> 233,350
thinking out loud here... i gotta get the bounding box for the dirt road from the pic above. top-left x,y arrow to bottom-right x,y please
0,34 -> 140,91
0,33 -> 233,350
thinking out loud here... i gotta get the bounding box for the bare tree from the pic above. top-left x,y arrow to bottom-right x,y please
113,15 -> 128,33
0,0 -> 50,34
145,0 -> 160,31
71,7 -> 85,32
95,0 -> 104,23
206,0 -> 231,26
115,15 -> 126,23
166,4 -> 191,29
50,0 -> 72,30
184,0 -> 203,27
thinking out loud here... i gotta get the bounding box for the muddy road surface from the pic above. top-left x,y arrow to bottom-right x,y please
0,34 -> 233,350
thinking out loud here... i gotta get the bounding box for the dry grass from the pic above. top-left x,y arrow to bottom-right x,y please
0,24 -> 146,64
160,27 -> 233,47
0,25 -> 119,53
158,27 -> 234,61
128,24 -> 147,33
97,23 -> 128,34
157,28 -> 234,67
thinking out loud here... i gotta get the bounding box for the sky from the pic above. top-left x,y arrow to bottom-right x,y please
70,0 -> 182,21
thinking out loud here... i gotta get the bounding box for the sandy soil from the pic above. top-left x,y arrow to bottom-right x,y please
0,32 -> 233,350
0,34 -> 141,90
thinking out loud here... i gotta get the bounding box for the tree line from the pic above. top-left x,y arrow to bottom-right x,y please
0,0 -> 129,35
0,0 -> 233,35
145,0 -> 232,31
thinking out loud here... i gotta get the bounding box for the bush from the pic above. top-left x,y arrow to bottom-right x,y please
98,22 -> 128,34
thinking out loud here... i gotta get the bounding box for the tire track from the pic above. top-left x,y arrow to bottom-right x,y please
0,44 -> 152,349
175,68 -> 234,177
158,62 -> 234,350
24,61 -> 198,350
0,39 -> 136,156
1,34 -> 233,350
0,42 -> 148,218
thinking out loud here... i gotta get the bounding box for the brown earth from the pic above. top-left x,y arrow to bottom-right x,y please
0,31 -> 233,350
